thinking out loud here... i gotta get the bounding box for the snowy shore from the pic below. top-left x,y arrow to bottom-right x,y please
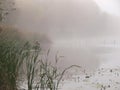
19,67 -> 120,90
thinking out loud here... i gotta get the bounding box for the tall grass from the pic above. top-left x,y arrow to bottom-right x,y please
34,51 -> 81,90
23,47 -> 81,90
0,26 -> 27,90
0,26 -> 81,90
23,42 -> 41,90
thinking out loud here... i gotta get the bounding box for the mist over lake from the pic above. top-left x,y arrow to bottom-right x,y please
8,0 -> 120,71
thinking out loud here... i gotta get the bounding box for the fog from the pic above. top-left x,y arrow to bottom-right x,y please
8,0 -> 120,71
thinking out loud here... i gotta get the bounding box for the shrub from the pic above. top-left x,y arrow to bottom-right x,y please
0,25 -> 26,90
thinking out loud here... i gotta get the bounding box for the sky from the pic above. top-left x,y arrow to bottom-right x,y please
94,0 -> 120,16
14,0 -> 120,38
13,0 -> 120,71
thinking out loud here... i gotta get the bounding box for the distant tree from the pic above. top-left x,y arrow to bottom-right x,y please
0,0 -> 16,23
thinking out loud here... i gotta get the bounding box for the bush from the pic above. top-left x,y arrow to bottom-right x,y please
0,25 -> 26,90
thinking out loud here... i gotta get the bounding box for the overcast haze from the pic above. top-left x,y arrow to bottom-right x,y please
10,0 -> 120,71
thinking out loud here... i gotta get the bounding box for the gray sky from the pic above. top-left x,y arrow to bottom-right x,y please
94,0 -> 120,16
14,0 -> 120,38
13,0 -> 120,71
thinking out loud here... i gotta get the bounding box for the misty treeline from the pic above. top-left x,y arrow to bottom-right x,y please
0,1 -> 81,90
0,0 -> 15,22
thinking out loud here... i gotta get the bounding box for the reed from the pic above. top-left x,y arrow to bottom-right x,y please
35,50 -> 81,90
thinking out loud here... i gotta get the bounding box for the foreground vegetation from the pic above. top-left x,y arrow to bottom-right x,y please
0,26 -> 27,90
0,26 -> 81,90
